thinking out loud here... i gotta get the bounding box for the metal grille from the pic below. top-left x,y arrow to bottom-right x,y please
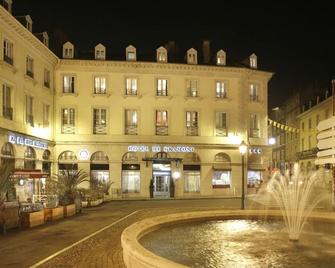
125,125 -> 137,135
94,124 -> 107,134
250,128 -> 260,138
156,126 -> 168,135
2,106 -> 13,120
62,124 -> 75,134
186,127 -> 198,136
216,128 -> 227,136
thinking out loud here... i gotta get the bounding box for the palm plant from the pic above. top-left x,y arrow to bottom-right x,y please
51,168 -> 88,206
0,164 -> 14,206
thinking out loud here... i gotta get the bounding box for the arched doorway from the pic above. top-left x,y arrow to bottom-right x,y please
90,151 -> 109,182
1,142 -> 15,169
121,152 -> 140,194
183,153 -> 201,193
58,151 -> 77,171
24,146 -> 36,169
152,152 -> 171,198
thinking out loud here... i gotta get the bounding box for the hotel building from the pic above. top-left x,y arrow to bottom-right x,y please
0,1 -> 273,200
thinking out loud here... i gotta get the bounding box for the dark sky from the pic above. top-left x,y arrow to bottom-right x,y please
12,1 -> 335,108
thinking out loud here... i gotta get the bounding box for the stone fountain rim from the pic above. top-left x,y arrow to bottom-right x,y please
121,210 -> 335,268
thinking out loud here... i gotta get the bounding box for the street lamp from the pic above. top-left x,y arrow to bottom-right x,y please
239,140 -> 248,210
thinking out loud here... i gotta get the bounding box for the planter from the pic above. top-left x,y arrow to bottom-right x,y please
0,202 -> 20,233
81,201 -> 88,208
89,199 -> 103,207
20,210 -> 44,229
44,207 -> 64,222
63,204 -> 76,217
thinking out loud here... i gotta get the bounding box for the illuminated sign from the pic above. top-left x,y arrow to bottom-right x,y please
79,149 -> 90,160
249,148 -> 262,154
8,134 -> 48,149
128,145 -> 194,153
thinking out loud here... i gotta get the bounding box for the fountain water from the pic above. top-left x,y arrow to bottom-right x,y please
266,163 -> 330,241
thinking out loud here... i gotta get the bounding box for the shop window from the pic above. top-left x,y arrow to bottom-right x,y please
247,170 -> 261,188
91,151 -> 109,183
122,164 -> 140,193
184,166 -> 200,193
212,170 -> 231,188
24,146 -> 36,169
58,150 -> 77,171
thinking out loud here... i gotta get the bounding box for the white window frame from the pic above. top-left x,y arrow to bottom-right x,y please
125,78 -> 138,95
26,56 -> 34,78
186,79 -> 198,97
94,76 -> 107,94
61,108 -> 75,134
63,75 -> 75,93
215,81 -> 226,98
157,79 -> 168,96
44,69 -> 50,88
3,39 -> 13,64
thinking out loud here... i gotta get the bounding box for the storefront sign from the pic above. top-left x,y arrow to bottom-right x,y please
8,134 -> 48,149
249,148 -> 262,154
128,145 -> 194,153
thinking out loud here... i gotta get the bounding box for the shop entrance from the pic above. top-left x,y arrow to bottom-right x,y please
153,162 -> 171,198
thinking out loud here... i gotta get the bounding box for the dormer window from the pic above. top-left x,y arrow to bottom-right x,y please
126,45 -> 136,61
95,43 -> 106,60
63,41 -> 74,59
2,0 -> 12,13
187,48 -> 197,64
42,32 -> 49,47
156,46 -> 167,63
25,15 -> 33,32
216,50 -> 226,66
249,53 -> 257,69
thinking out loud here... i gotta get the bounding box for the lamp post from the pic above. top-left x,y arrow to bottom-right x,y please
239,140 -> 247,210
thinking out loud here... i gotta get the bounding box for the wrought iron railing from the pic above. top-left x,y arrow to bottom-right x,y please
156,126 -> 168,135
62,124 -> 75,134
2,106 -> 13,120
94,124 -> 107,134
186,126 -> 198,136
125,125 -> 138,135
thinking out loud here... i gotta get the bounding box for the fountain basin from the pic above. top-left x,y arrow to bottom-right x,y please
121,210 -> 335,268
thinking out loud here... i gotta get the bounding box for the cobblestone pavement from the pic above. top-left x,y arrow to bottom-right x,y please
0,198 -> 240,267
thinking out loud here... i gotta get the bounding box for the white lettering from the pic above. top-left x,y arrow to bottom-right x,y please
8,134 -> 48,149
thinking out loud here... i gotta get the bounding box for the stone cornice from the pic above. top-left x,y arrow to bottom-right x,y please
59,59 -> 274,79
0,6 -> 59,66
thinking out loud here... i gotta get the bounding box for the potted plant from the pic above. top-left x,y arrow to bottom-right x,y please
0,164 -> 19,233
50,168 -> 88,216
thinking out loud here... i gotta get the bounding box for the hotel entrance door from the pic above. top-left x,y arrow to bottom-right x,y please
153,163 -> 171,198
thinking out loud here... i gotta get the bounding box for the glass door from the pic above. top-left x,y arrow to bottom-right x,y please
153,162 -> 171,198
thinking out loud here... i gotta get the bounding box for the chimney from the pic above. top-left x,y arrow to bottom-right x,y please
316,95 -> 320,104
167,41 -> 176,62
202,40 -> 210,64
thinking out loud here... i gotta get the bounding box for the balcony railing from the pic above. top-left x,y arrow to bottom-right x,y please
186,90 -> 198,97
186,126 -> 198,136
250,95 -> 259,102
26,70 -> 34,79
125,125 -> 138,135
156,126 -> 168,135
296,147 -> 318,160
215,128 -> 227,136
62,124 -> 75,134
93,124 -> 107,134
2,106 -> 13,120
63,87 -> 75,94
4,55 -> 13,65
216,92 -> 227,99
249,128 -> 260,138
26,114 -> 34,127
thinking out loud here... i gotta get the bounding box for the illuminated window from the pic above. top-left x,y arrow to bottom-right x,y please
249,54 -> 257,68
184,164 -> 200,193
212,171 -> 231,187
156,110 -> 168,135
156,46 -> 167,63
216,50 -> 226,66
26,56 -> 34,78
125,109 -> 138,135
25,95 -> 34,126
186,111 -> 198,136
61,108 -> 75,134
95,44 -> 106,60
125,78 -> 137,95
44,69 -> 50,88
157,79 -> 168,96
63,75 -> 75,93
186,79 -> 198,97
187,48 -> 197,64
215,112 -> 227,136
249,114 -> 259,137
215,81 -> 226,98
2,84 -> 12,120
247,170 -> 261,187
43,104 -> 50,127
3,39 -> 13,65
94,76 -> 107,94
93,108 -> 107,134
122,164 -> 140,193
250,84 -> 259,102
126,45 -> 137,61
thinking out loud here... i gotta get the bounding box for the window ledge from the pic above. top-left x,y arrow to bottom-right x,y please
24,74 -> 37,85
215,97 -> 230,101
184,96 -> 203,101
92,93 -> 111,98
123,94 -> 142,99
155,95 -> 173,100
0,60 -> 18,73
60,92 -> 79,97
213,185 -> 230,189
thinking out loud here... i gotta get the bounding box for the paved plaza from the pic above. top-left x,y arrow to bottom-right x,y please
0,198 -> 241,268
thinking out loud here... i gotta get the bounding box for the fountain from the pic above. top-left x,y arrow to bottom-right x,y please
265,164 -> 330,241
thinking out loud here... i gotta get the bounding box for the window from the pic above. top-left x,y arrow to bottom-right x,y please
215,112 -> 227,136
24,147 -> 36,169
186,79 -> 198,97
216,50 -> 226,66
247,171 -> 261,187
308,136 -> 312,149
127,51 -> 136,60
25,95 -> 33,126
186,111 -> 198,136
43,104 -> 50,127
26,56 -> 34,78
250,84 -> 259,102
65,48 -> 73,58
157,79 -> 168,96
94,76 -> 107,94
215,81 -> 226,98
301,122 -> 305,131
63,75 -> 75,93
125,109 -> 138,135
157,47 -> 167,63
325,109 -> 330,119
96,50 -> 105,60
156,110 -> 168,135
3,39 -> 13,65
122,164 -> 141,193
187,48 -> 197,64
61,108 -> 75,134
2,84 -> 12,120
301,138 -> 304,151
249,114 -> 259,137
308,119 -> 312,129
249,54 -> 257,68
93,108 -> 107,134
125,78 -> 137,95
44,69 -> 50,88
212,170 -> 231,187
316,114 -> 320,125
184,170 -> 200,192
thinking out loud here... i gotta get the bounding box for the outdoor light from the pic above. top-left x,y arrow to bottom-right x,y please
268,137 -> 276,145
172,171 -> 181,179
18,178 -> 25,186
239,140 -> 248,210
239,140 -> 247,155
79,149 -> 90,160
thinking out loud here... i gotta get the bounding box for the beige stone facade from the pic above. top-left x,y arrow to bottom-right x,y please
0,3 -> 273,200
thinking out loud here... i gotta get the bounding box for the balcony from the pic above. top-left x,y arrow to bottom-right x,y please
26,114 -> 34,127
250,95 -> 259,102
93,124 -> 107,134
296,147 -> 318,160
2,106 -> 13,120
63,87 -> 75,94
249,128 -> 260,138
216,92 -> 227,99
215,128 -> 227,136
26,70 -> 34,79
156,126 -> 168,135
3,55 -> 13,65
186,126 -> 198,136
125,125 -> 137,135
62,124 -> 75,134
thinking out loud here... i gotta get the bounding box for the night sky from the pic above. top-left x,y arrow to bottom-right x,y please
12,1 -> 335,108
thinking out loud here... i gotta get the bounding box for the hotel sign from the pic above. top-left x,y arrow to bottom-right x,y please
9,134 -> 48,149
128,145 -> 194,153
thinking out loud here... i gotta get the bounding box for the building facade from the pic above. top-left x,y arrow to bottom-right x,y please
0,2 -> 273,201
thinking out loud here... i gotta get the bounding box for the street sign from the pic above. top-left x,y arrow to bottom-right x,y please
316,116 -> 335,165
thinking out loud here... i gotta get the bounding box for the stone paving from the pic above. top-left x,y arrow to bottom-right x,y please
0,198 -> 240,268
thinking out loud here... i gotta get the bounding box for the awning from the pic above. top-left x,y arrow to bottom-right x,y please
11,169 -> 49,179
